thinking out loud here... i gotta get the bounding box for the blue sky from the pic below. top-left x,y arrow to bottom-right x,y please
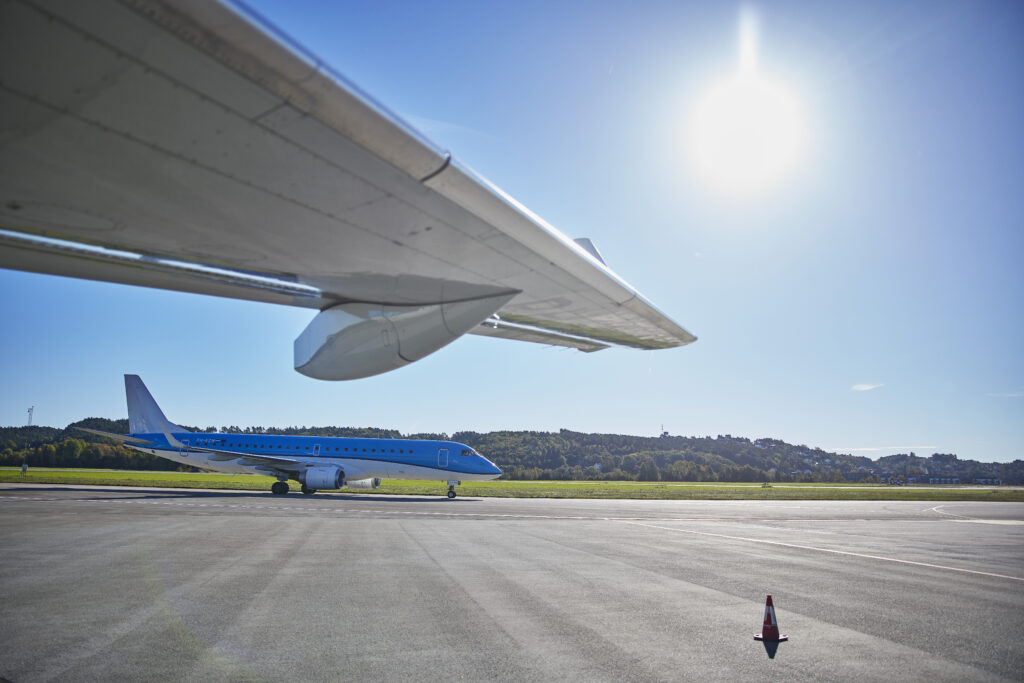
2,0 -> 1022,462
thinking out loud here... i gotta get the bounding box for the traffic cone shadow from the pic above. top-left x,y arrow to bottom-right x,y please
754,594 -> 788,659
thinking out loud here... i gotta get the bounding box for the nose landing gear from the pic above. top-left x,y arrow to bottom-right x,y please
446,480 -> 461,499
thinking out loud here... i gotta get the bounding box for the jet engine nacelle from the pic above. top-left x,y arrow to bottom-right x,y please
294,292 -> 516,381
345,477 -> 382,489
303,466 -> 344,490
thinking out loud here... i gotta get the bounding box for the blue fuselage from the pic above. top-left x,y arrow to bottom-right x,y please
128,431 -> 502,483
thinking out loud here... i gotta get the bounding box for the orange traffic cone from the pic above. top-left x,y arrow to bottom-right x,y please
754,594 -> 789,641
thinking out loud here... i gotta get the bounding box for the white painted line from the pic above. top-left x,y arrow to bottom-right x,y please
925,505 -> 972,519
923,505 -> 1024,524
949,519 -> 1024,525
619,520 -> 1024,583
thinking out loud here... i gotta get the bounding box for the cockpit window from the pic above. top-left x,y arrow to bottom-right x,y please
461,449 -> 474,457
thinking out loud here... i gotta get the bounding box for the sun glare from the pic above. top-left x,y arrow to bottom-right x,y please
686,9 -> 805,197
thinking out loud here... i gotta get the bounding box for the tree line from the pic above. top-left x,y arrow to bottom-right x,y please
2,421 -> 1021,484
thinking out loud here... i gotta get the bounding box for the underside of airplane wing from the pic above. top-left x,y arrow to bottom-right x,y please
192,448 -> 303,477
162,436 -> 305,478
0,0 -> 696,379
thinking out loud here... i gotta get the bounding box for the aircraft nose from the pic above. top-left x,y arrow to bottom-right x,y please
480,457 -> 501,477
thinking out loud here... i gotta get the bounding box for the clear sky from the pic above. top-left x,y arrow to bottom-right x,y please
2,0 -> 1022,462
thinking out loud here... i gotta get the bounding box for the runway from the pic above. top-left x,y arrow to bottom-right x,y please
1,485 -> 1022,681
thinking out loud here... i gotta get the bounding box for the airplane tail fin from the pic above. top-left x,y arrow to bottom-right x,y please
125,375 -> 188,435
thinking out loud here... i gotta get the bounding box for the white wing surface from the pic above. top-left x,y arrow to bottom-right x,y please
0,0 -> 696,379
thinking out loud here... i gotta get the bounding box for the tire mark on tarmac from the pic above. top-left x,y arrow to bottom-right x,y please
619,520 -> 1024,583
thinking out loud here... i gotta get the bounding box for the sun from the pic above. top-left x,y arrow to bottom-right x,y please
686,9 -> 805,196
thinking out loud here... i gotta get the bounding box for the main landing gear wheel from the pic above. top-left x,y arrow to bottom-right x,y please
271,481 -> 289,495
301,485 -> 317,495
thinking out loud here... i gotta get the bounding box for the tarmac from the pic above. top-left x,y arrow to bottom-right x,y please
1,484 -> 1022,681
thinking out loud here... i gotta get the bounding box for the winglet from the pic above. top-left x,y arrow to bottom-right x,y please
124,375 -> 189,436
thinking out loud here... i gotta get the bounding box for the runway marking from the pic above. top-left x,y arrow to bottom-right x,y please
925,505 -> 972,519
620,520 -> 1024,583
0,496 -> 659,520
0,495 -> 928,523
4,495 -> 1021,529
949,519 -> 1024,525
924,505 -> 1024,524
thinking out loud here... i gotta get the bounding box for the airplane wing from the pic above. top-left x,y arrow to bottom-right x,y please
0,0 -> 696,380
189,448 -> 303,476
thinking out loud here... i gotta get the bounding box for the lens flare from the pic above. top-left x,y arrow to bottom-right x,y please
686,8 -> 805,196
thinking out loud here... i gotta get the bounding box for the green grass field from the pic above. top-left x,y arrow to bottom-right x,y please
2,467 -> 1022,501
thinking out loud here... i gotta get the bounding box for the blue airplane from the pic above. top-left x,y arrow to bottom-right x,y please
81,376 -> 502,498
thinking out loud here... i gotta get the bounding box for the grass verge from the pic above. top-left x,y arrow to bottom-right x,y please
2,468 -> 1022,501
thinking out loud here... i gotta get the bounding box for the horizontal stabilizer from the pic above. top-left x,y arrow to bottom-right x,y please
74,427 -> 154,445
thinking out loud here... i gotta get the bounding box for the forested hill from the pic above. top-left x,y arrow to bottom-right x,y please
1,422 -> 1021,484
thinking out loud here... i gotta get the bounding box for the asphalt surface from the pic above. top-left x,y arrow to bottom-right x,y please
1,485 -> 1022,682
